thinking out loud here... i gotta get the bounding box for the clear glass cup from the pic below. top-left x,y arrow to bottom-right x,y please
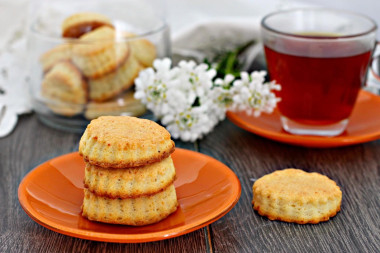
27,0 -> 170,133
367,43 -> 380,94
261,9 -> 377,136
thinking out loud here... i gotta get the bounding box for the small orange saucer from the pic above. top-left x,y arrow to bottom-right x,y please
227,90 -> 380,148
18,149 -> 241,243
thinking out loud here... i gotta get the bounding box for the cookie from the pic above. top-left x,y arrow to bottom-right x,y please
79,116 -> 175,168
123,32 -> 156,67
88,52 -> 141,101
252,168 -> 342,224
84,90 -> 146,120
82,184 -> 178,226
84,156 -> 176,198
72,26 -> 129,79
62,12 -> 113,38
41,61 -> 87,116
40,44 -> 72,73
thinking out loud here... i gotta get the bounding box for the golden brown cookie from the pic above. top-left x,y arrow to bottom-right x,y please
84,156 -> 176,198
82,184 -> 178,226
62,12 -> 113,38
72,26 -> 129,79
40,44 -> 72,73
79,116 -> 175,168
41,61 -> 87,116
123,32 -> 156,67
252,168 -> 342,224
88,52 -> 141,101
84,90 -> 146,120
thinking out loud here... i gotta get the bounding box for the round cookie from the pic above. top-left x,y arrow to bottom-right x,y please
123,32 -> 157,67
84,156 -> 176,198
79,116 -> 175,168
72,26 -> 129,79
252,168 -> 342,224
62,12 -> 113,38
41,61 -> 87,116
40,44 -> 72,73
82,184 -> 178,226
88,52 -> 141,102
84,90 -> 146,120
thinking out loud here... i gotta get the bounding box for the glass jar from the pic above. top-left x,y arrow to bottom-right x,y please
27,0 -> 170,132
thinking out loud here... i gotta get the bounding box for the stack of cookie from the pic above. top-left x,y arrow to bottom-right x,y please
79,116 -> 178,225
40,12 -> 156,118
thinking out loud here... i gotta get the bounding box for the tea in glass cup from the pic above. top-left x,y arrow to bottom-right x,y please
261,9 -> 377,136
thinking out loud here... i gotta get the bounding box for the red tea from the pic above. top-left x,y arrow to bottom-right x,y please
264,43 -> 371,124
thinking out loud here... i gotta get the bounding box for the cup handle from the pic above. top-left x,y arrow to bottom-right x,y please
367,42 -> 380,92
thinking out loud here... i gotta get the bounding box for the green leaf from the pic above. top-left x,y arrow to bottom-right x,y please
205,40 -> 256,79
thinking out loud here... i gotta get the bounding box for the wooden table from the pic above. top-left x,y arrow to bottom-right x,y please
1,114 -> 379,252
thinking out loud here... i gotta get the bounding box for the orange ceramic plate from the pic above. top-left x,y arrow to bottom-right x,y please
18,148 -> 241,243
227,90 -> 380,148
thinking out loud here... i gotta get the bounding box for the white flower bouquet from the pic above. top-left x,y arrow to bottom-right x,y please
134,58 -> 281,142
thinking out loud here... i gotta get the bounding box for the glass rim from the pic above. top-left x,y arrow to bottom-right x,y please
29,20 -> 169,43
261,8 -> 377,40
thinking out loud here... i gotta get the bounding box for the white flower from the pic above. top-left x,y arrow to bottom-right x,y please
164,106 -> 218,142
230,71 -> 281,117
134,58 -> 281,142
207,74 -> 236,121
175,60 -> 216,105
134,59 -> 179,117
212,74 -> 235,107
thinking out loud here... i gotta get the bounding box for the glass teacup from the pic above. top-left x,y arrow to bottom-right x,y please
261,9 -> 377,136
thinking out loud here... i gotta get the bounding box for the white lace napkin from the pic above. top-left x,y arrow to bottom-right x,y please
0,25 -> 31,138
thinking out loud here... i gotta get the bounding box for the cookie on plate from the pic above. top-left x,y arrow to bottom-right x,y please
41,61 -> 87,116
72,26 -> 129,79
79,116 -> 175,168
62,12 -> 113,38
82,184 -> 178,226
84,156 -> 176,198
252,168 -> 342,224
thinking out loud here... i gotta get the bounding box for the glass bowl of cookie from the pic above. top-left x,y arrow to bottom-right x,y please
27,0 -> 170,132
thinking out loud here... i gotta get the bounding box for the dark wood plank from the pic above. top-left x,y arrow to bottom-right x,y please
0,115 -> 208,253
199,119 -> 380,253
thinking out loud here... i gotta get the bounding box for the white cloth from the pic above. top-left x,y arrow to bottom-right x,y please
0,0 -> 310,137
0,13 -> 30,138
